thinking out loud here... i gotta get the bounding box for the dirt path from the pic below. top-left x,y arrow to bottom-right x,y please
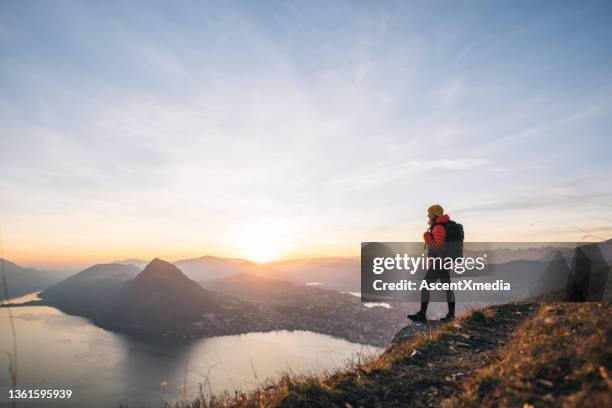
385,302 -> 539,407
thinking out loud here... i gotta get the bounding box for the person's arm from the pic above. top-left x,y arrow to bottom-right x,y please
423,224 -> 446,246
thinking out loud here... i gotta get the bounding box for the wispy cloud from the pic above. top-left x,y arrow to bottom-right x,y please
1,1 -> 611,266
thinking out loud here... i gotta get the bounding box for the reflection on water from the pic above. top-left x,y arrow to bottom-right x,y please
0,295 -> 382,407
0,291 -> 42,305
343,291 -> 391,308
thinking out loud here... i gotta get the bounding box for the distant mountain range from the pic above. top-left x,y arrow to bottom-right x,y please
174,255 -> 279,282
0,258 -> 71,301
202,271 -> 294,302
113,258 -> 150,269
38,258 -> 405,345
113,255 -> 363,292
268,257 -> 361,291
8,239 -> 610,345
113,240 -> 612,296
5,239 -> 612,304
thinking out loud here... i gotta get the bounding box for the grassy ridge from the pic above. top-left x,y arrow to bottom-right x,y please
449,303 -> 611,407
166,302 -> 611,408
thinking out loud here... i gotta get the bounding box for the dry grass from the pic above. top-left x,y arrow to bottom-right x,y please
448,303 -> 612,407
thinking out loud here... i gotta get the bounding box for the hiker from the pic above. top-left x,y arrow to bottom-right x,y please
407,204 -> 457,323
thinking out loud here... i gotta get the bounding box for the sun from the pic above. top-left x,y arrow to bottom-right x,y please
237,221 -> 285,264
234,217 -> 293,263
244,239 -> 278,264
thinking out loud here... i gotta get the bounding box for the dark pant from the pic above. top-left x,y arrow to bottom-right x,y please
420,267 -> 455,315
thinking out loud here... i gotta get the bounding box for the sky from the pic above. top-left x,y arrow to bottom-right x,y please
1,0 -> 612,269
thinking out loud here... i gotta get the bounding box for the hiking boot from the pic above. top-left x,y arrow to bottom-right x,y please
407,311 -> 427,323
440,313 -> 455,322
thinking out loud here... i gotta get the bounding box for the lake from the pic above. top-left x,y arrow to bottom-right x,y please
0,294 -> 382,407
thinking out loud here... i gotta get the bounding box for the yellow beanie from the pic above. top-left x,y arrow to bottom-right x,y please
427,204 -> 444,216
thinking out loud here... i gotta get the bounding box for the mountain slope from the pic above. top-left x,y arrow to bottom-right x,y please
201,272 -> 294,303
174,255 -> 279,283
267,257 -> 360,291
201,271 -> 363,306
113,258 -> 149,269
108,258 -> 222,332
200,270 -> 405,345
449,303 -> 611,407
0,258 -> 66,300
40,263 -> 141,318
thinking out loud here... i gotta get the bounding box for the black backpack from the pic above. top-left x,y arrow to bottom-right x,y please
442,220 -> 464,259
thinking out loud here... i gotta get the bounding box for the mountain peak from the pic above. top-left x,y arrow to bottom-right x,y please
112,258 -> 222,332
139,258 -> 185,280
149,257 -> 169,266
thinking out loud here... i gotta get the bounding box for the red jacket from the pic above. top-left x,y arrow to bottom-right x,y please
423,214 -> 450,247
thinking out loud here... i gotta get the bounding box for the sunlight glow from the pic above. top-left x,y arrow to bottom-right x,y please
244,239 -> 279,264
236,220 -> 287,263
